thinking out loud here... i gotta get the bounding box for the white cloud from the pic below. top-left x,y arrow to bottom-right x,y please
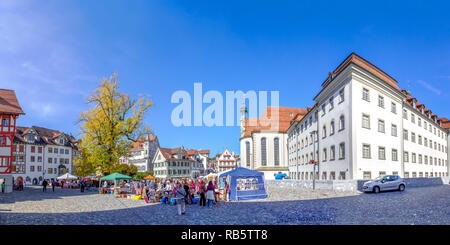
417,80 -> 441,95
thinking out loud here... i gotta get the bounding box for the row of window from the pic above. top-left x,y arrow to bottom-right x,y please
289,115 -> 345,154
290,143 -> 346,164
362,87 -> 446,139
361,144 -> 448,166
154,161 -> 191,168
289,171 -> 347,181
12,156 -> 70,164
361,114 -> 447,153
403,108 -> 446,140
321,88 -> 345,116
155,169 -> 190,175
13,145 -> 71,155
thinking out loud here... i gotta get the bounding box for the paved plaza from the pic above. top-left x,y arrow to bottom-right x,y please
1,185 -> 450,225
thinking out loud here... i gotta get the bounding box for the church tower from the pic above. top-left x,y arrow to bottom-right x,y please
240,101 -> 247,137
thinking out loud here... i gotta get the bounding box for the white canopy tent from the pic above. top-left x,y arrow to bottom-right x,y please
56,173 -> 79,180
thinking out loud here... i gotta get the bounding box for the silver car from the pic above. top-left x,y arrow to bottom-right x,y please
362,175 -> 406,193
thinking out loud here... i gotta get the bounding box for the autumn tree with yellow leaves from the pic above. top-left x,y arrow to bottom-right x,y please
74,73 -> 152,177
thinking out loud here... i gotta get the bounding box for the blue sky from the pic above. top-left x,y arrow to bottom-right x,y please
1,0 -> 449,156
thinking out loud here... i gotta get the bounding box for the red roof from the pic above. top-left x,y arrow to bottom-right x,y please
243,107 -> 307,137
129,135 -> 157,151
159,147 -> 195,162
186,149 -> 210,156
440,118 -> 450,130
0,89 -> 24,115
321,52 -> 401,92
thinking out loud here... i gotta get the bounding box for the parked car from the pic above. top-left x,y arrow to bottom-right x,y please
362,175 -> 406,193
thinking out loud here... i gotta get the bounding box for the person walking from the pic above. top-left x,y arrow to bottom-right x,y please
42,179 -> 48,192
80,180 -> 85,192
175,183 -> 186,215
183,181 -> 191,204
206,181 -> 215,208
19,179 -> 24,191
199,182 -> 206,206
51,179 -> 56,192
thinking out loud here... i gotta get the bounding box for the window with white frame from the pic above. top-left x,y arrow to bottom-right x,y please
339,89 -> 344,103
378,120 -> 385,133
362,144 -> 371,159
378,95 -> 384,108
339,143 -> 345,159
330,145 -> 335,161
330,121 -> 335,135
391,124 -> 397,137
391,102 -> 396,114
339,115 -> 345,130
362,88 -> 370,101
362,114 -> 370,129
378,147 -> 386,160
329,97 -> 334,111
392,149 -> 398,161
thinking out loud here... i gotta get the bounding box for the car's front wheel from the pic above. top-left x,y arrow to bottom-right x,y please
398,184 -> 405,192
373,186 -> 380,193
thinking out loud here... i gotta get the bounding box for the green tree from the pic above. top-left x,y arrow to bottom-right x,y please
74,73 -> 152,176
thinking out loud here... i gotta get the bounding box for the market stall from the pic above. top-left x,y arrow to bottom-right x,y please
99,173 -> 132,196
56,173 -> 79,189
144,174 -> 155,180
219,167 -> 267,201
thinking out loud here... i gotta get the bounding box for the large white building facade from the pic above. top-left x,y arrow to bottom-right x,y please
11,126 -> 79,186
287,53 -> 449,180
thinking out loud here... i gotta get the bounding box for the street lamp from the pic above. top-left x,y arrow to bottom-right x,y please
310,130 -> 317,190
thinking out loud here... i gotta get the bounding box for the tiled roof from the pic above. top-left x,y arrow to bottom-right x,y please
14,126 -> 78,148
321,52 -> 401,93
242,107 -> 307,137
0,89 -> 25,115
186,149 -> 210,156
159,147 -> 195,162
129,135 -> 157,151
440,118 -> 450,130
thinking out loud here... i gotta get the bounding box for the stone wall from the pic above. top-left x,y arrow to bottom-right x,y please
266,177 -> 450,192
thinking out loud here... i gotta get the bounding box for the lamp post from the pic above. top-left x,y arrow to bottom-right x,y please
310,130 -> 317,190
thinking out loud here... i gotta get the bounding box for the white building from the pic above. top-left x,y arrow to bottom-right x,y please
287,52 -> 449,180
120,135 -> 160,172
186,149 -> 210,175
11,126 -> 79,186
215,148 -> 239,172
239,106 -> 307,179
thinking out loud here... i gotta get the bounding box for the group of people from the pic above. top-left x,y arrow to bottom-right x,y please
164,178 -> 218,215
105,178 -> 221,215
41,179 -> 91,192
